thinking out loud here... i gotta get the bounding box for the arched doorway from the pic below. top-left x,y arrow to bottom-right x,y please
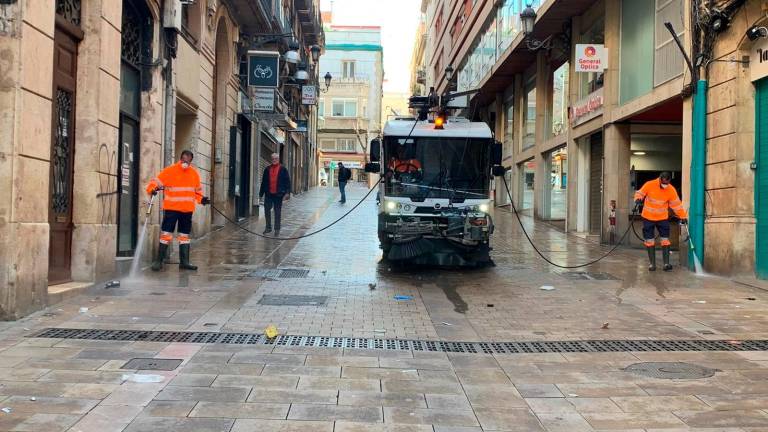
117,0 -> 152,257
212,19 -> 231,218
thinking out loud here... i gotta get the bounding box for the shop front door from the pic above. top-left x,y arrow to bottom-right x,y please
756,79 -> 768,278
49,26 -> 79,285
589,133 -> 604,235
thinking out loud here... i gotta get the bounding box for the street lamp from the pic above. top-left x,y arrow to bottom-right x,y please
310,45 -> 322,63
320,72 -> 332,93
285,41 -> 301,64
444,65 -> 454,82
294,63 -> 310,82
520,6 -> 536,36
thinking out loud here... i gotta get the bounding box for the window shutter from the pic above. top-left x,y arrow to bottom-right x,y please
654,0 -> 684,87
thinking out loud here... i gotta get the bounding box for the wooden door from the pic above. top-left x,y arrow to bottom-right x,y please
48,27 -> 79,285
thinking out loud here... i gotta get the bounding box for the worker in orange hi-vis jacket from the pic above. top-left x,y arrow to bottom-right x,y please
146,150 -> 210,272
633,172 -> 688,272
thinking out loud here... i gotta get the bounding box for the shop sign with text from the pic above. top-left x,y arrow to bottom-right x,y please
751,37 -> 768,81
575,44 -> 607,72
570,88 -> 604,126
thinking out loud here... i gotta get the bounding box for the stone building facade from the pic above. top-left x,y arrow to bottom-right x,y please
415,0 -> 766,279
0,0 -> 323,320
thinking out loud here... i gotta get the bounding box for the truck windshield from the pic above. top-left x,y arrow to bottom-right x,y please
384,137 -> 491,200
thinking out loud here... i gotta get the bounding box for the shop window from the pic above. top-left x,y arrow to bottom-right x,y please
522,78 -> 536,150
579,17 -> 604,98
520,159 -> 536,213
504,98 -> 514,151
551,62 -> 569,137
547,147 -> 568,220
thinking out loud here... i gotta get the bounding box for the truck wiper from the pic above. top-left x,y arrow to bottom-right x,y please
398,182 -> 486,197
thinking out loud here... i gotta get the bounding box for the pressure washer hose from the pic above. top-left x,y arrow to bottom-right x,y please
501,176 -> 638,269
211,177 -> 382,241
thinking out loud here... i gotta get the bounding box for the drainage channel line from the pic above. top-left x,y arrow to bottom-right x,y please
28,328 -> 768,355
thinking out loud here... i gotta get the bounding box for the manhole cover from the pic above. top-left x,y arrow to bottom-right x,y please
258,295 -> 328,306
623,362 -> 717,379
121,358 -> 183,371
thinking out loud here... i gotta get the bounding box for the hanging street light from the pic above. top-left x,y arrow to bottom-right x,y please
310,45 -> 322,63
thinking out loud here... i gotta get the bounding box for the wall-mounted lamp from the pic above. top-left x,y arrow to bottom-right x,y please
747,25 -> 768,41
520,6 -> 536,36
284,41 -> 300,64
310,45 -> 322,63
321,72 -> 332,92
294,63 -> 310,82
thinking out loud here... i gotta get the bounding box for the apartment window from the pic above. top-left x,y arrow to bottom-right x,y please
321,139 -> 336,151
318,99 -> 325,116
522,77 -> 536,150
332,99 -> 357,117
337,138 -> 357,152
551,62 -> 569,137
504,98 -> 514,150
342,61 -> 356,79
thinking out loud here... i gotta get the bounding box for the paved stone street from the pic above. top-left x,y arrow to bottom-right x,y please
2,184 -> 768,431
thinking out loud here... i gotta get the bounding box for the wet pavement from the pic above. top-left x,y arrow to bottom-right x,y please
2,184 -> 768,431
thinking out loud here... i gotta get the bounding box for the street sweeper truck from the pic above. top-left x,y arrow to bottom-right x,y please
364,90 -> 504,266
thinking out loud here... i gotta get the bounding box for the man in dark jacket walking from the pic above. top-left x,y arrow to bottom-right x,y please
337,162 -> 352,204
259,153 -> 291,236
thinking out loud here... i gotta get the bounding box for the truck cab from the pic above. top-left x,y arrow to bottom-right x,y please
366,116 -> 500,266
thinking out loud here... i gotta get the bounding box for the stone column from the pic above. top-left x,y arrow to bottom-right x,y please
71,0 -> 123,282
0,1 -> 55,319
602,123 -> 631,242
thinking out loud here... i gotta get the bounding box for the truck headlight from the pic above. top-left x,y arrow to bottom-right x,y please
386,201 -> 396,211
479,204 -> 489,213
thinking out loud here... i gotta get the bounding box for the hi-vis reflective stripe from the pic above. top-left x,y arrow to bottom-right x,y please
164,196 -> 196,202
178,235 -> 190,244
643,207 -> 668,214
165,186 -> 197,192
635,191 -> 647,198
646,197 -> 666,205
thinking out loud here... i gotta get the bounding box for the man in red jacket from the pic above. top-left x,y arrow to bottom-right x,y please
146,150 -> 210,271
259,153 -> 291,236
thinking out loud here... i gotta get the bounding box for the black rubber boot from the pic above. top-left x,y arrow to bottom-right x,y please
646,246 -> 657,272
151,243 -> 168,272
179,244 -> 198,271
662,246 -> 672,271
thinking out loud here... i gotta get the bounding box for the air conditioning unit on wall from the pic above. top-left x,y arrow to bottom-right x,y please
164,0 -> 182,31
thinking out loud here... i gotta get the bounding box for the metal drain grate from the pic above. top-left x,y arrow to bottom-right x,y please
258,295 -> 328,306
122,358 -> 182,371
30,328 -> 768,355
279,269 -> 310,278
248,268 -> 311,279
624,362 -> 717,379
559,271 -> 619,281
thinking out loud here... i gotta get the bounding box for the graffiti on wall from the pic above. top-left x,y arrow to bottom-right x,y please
97,143 -> 117,224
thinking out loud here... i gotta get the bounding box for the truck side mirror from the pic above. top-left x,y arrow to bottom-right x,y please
492,165 -> 509,177
491,141 -> 502,166
364,162 -> 380,173
370,138 -> 381,162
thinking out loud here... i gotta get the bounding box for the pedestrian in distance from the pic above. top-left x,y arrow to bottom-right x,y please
338,162 -> 352,203
634,172 -> 688,272
259,153 -> 291,236
146,150 -> 210,272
